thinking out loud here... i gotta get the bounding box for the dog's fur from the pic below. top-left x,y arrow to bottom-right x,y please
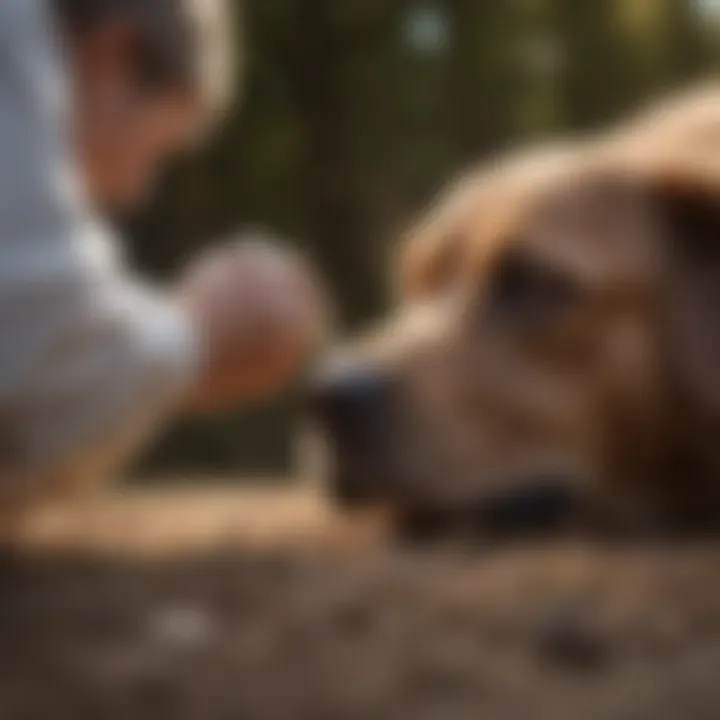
319,85 -> 720,535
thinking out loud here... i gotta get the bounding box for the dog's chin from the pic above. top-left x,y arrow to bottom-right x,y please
329,470 -> 379,509
328,465 -> 590,541
326,459 -> 413,511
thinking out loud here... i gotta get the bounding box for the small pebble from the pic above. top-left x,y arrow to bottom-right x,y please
150,605 -> 216,651
534,608 -> 611,673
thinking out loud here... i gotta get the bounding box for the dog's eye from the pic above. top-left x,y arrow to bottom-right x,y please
486,251 -> 579,324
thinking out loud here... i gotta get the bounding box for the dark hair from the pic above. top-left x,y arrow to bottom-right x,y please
54,0 -> 235,116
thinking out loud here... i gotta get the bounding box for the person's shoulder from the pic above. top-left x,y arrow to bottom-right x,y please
0,0 -> 60,69
0,0 -> 47,32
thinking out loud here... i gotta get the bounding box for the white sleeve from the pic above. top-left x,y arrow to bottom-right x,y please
0,0 -> 200,492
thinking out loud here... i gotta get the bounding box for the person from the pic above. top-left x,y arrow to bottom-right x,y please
0,0 -> 325,511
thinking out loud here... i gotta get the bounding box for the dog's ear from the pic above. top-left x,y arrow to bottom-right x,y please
398,224 -> 466,299
656,176 -> 720,412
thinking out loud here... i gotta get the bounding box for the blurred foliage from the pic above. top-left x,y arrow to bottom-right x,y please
131,0 -> 719,478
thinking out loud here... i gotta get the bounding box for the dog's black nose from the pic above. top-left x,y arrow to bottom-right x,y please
305,360 -> 394,507
307,361 -> 391,434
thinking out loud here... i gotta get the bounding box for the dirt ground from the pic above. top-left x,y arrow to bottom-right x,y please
0,486 -> 719,720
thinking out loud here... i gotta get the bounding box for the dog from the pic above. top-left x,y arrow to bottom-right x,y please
310,86 -> 720,538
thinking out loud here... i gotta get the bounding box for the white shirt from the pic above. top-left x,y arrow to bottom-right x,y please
0,0 -> 198,497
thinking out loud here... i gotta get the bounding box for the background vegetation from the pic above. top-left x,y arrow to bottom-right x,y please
130,0 -> 719,477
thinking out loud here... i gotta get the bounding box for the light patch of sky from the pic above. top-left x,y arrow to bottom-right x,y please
696,0 -> 720,15
404,3 -> 451,54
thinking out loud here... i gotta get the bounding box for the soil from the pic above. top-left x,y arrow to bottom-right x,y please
0,487 -> 718,720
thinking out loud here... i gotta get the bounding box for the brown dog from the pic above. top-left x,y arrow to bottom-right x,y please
311,86 -> 720,537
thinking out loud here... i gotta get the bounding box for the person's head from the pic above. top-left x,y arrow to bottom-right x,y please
54,0 -> 235,211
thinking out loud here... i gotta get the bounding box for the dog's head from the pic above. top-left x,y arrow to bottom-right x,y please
311,89 -> 720,534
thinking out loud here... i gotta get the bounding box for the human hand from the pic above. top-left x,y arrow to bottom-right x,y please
178,235 -> 328,413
